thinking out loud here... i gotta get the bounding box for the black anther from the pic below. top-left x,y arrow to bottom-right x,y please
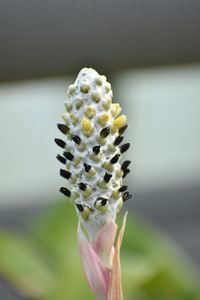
63,151 -> 74,161
110,154 -> 120,164
121,160 -> 131,171
56,154 -> 66,164
57,124 -> 69,134
76,204 -> 84,212
72,135 -> 81,145
60,187 -> 71,197
78,183 -> 87,191
100,127 -> 110,138
101,198 -> 108,206
118,124 -> 128,136
113,135 -> 124,146
123,192 -> 132,202
84,163 -> 91,172
120,143 -> 130,153
103,173 -> 112,183
54,138 -> 66,148
93,145 -> 101,154
122,168 -> 130,178
60,169 -> 71,179
97,197 -> 108,206
118,185 -> 128,192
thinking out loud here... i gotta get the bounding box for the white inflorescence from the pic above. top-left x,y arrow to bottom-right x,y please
55,68 -> 131,240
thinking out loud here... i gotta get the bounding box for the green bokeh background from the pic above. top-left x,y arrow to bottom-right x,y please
0,201 -> 199,300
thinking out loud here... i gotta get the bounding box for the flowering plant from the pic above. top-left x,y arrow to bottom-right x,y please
55,68 -> 131,299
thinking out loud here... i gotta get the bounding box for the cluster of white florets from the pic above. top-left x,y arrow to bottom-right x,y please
55,68 -> 131,239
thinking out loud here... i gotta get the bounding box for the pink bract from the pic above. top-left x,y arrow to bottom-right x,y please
78,213 -> 127,300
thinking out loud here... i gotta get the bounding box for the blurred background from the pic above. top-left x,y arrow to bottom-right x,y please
0,1 -> 200,299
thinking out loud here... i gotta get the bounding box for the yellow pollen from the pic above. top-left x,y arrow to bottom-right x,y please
105,82 -> 111,92
109,90 -> 113,98
98,113 -> 109,125
82,187 -> 93,198
111,190 -> 120,199
95,199 -> 109,212
70,175 -> 77,184
92,93 -> 101,103
64,101 -> 72,112
70,113 -> 79,125
116,169 -> 123,178
81,117 -> 93,134
61,113 -> 69,124
95,76 -> 103,85
80,83 -> 90,93
111,103 -> 121,117
85,167 -> 96,178
85,106 -> 96,119
77,143 -> 86,152
112,115 -> 127,131
68,84 -> 76,94
71,192 -> 79,203
75,98 -> 84,109
108,144 -> 116,152
89,152 -> 102,162
98,181 -> 109,190
73,157 -> 81,167
102,161 -> 113,172
103,98 -> 111,110
81,207 -> 92,221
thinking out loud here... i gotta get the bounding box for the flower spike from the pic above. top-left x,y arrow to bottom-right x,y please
55,68 -> 131,300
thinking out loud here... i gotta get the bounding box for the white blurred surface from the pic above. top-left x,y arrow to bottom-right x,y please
0,78 -> 71,206
0,65 -> 200,207
114,64 -> 200,192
